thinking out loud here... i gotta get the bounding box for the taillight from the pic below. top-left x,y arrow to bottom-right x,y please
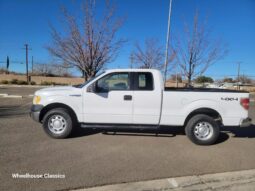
240,98 -> 250,110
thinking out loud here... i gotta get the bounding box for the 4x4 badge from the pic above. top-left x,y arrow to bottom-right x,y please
221,97 -> 238,101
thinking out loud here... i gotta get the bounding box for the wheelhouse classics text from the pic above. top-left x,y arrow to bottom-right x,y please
12,173 -> 65,179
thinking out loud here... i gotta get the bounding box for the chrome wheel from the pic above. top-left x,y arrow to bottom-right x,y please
194,121 -> 214,141
48,115 -> 67,135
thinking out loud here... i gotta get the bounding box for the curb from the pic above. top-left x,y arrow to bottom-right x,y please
0,93 -> 22,98
0,93 -> 34,98
3,95 -> 23,98
0,84 -> 64,88
73,169 -> 255,191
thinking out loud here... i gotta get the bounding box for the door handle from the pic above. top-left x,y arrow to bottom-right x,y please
124,95 -> 132,101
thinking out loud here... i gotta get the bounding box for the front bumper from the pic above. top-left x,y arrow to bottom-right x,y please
240,117 -> 252,127
30,104 -> 44,122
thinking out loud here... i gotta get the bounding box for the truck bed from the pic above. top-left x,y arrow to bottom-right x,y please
164,87 -> 247,93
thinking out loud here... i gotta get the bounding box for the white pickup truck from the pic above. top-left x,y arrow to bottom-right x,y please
30,69 -> 251,145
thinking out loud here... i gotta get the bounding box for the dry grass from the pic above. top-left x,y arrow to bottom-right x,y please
0,74 -> 84,85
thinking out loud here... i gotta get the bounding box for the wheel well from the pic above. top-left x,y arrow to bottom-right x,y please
184,108 -> 222,126
39,103 -> 78,123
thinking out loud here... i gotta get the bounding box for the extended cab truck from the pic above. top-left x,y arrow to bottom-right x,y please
30,69 -> 251,145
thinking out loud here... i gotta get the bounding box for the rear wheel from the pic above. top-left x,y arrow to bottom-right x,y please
42,108 -> 73,139
185,114 -> 219,145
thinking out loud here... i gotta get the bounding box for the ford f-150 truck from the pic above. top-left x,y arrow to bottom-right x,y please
30,69 -> 251,145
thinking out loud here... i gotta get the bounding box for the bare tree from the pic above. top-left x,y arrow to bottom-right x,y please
46,0 -> 125,81
130,38 -> 164,69
33,63 -> 72,77
173,11 -> 228,86
169,73 -> 182,83
33,64 -> 51,76
238,75 -> 252,84
130,38 -> 176,71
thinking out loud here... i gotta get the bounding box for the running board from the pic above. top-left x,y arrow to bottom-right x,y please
80,123 -> 158,130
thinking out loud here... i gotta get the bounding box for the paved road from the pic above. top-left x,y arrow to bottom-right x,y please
0,86 -> 42,96
0,89 -> 254,191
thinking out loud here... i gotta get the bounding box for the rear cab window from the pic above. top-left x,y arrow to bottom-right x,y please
134,72 -> 154,91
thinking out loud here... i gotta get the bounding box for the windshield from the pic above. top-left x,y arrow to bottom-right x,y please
75,71 -> 105,88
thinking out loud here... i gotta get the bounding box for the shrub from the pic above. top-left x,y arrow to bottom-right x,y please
40,81 -> 68,86
10,79 -> 18,84
54,82 -> 68,86
17,80 -> 28,85
41,81 -> 49,85
30,81 -> 36,85
41,81 -> 53,86
0,80 -> 9,84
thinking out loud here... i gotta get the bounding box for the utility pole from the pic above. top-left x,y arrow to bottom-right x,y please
237,61 -> 241,90
23,44 -> 31,83
175,64 -> 178,87
130,53 -> 134,69
31,56 -> 34,74
163,0 -> 173,85
25,44 -> 29,83
237,62 -> 240,82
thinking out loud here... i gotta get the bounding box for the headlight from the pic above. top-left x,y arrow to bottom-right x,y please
33,95 -> 41,105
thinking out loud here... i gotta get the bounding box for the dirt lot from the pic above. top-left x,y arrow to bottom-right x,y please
0,87 -> 254,191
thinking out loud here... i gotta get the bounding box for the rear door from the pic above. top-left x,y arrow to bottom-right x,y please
132,72 -> 161,124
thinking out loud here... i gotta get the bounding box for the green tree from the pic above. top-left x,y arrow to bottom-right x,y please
195,76 -> 214,83
223,78 -> 234,83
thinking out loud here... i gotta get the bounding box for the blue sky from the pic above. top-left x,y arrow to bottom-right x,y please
0,0 -> 254,79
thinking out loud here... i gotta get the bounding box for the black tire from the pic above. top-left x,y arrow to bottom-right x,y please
185,114 -> 219,145
42,108 -> 73,139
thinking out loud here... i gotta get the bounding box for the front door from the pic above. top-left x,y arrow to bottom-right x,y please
83,72 -> 133,124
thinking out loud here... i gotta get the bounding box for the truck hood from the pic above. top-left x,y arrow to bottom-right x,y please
35,86 -> 82,96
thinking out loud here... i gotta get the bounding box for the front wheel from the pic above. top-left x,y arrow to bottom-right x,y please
185,114 -> 219,145
42,108 -> 73,139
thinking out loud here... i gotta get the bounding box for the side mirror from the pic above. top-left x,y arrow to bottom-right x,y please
87,83 -> 96,93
